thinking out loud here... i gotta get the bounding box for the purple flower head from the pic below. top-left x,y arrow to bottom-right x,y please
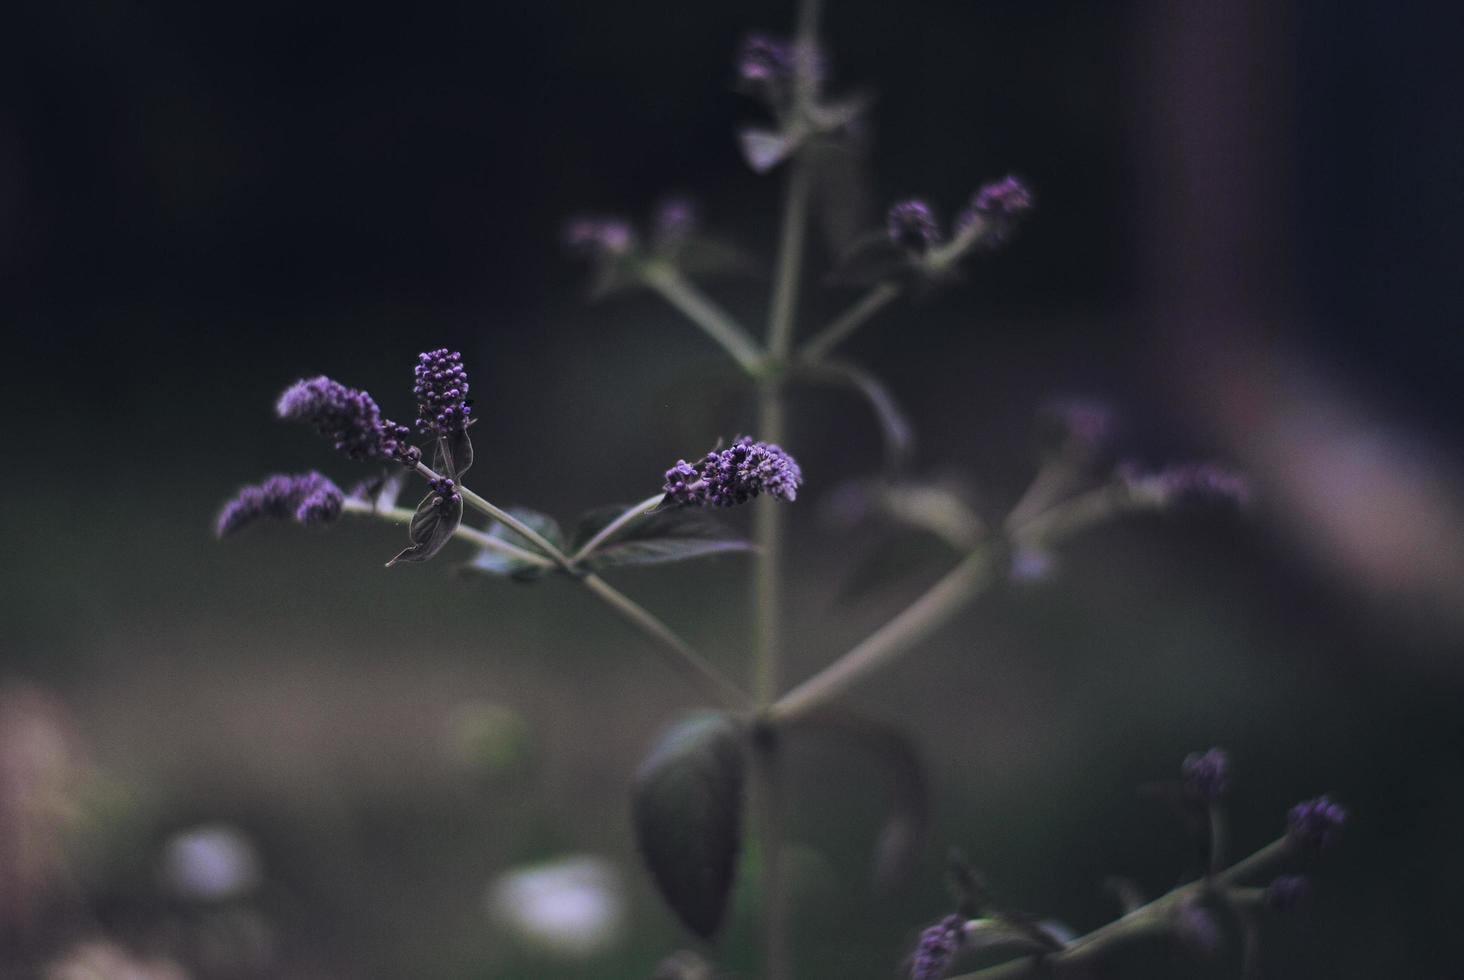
428,476 -> 460,508
1266,874 -> 1312,910
215,472 -> 344,538
1287,795 -> 1348,851
736,33 -> 796,84
276,376 -> 389,461
955,176 -> 1035,248
413,348 -> 471,437
888,199 -> 942,256
653,196 -> 699,251
1181,748 -> 1231,803
563,217 -> 636,258
662,437 -> 803,508
909,914 -> 965,980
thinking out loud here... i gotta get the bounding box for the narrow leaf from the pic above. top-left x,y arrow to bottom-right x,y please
458,507 -> 565,582
632,713 -> 746,938
572,506 -> 754,571
387,490 -> 464,566
432,429 -> 475,479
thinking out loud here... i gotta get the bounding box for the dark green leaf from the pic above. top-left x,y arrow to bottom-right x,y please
433,429 -> 475,479
632,713 -> 746,938
386,490 -> 463,566
571,506 -> 753,571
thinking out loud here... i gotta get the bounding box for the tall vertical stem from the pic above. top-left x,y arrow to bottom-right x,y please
754,3 -> 820,976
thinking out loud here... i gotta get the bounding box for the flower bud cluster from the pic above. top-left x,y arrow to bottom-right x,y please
276,376 -> 389,461
413,348 -> 471,437
662,437 -> 803,507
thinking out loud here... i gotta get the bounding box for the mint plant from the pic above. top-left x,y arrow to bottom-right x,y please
217,2 -> 1343,976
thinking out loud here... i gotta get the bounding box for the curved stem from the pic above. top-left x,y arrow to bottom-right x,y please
570,493 -> 665,565
342,496 -> 555,569
415,462 -> 572,571
580,573 -> 755,712
641,262 -> 766,375
798,280 -> 903,362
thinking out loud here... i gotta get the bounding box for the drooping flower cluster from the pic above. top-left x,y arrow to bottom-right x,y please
1121,461 -> 1253,508
888,200 -> 941,255
215,472 -> 344,538
955,175 -> 1035,248
413,348 -> 471,437
276,376 -> 390,461
1287,795 -> 1348,851
1266,874 -> 1312,910
1181,747 -> 1231,803
662,437 -> 803,507
909,914 -> 966,980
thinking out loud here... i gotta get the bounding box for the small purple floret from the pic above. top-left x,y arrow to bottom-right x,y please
654,196 -> 699,249
888,200 -> 941,255
909,914 -> 965,980
737,34 -> 795,83
955,176 -> 1035,247
413,348 -> 472,437
428,476 -> 460,508
1287,795 -> 1348,851
563,217 -> 636,257
1181,748 -> 1231,803
1266,875 -> 1312,910
216,472 -> 344,537
276,376 -> 390,461
662,437 -> 803,508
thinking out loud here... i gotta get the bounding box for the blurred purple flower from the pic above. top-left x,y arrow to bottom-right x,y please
909,914 -> 965,980
1287,795 -> 1348,851
1266,874 -> 1312,910
736,34 -> 796,85
1181,748 -> 1231,803
888,199 -> 941,255
955,176 -> 1035,247
216,472 -> 344,537
663,437 -> 803,507
563,217 -> 636,258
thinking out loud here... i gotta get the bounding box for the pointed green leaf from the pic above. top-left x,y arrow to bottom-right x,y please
433,429 -> 474,479
571,506 -> 754,571
632,713 -> 746,938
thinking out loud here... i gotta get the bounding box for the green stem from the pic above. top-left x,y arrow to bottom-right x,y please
408,463 -> 751,711
641,261 -> 766,375
945,837 -> 1298,980
570,493 -> 665,565
580,573 -> 755,712
342,497 -> 555,569
797,280 -> 903,362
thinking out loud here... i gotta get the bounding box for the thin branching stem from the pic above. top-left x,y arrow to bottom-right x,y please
570,493 -> 666,564
798,280 -> 903,362
945,837 -> 1298,980
641,261 -> 766,374
407,462 -> 751,711
342,497 -> 555,569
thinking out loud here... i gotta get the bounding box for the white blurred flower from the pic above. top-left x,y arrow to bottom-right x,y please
485,855 -> 625,957
161,824 -> 261,902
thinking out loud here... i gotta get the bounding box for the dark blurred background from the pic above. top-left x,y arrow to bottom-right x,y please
4,1 -> 1463,977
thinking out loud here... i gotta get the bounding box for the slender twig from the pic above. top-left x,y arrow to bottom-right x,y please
798,280 -> 903,362
641,261 -> 766,375
570,493 -> 665,564
342,497 -> 554,569
945,837 -> 1298,980
405,462 -> 751,711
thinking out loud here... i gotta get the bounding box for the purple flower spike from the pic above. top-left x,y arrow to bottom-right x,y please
1287,795 -> 1348,851
216,472 -> 344,538
888,199 -> 941,255
413,348 -> 472,437
972,175 -> 1035,216
276,376 -> 389,461
662,437 -> 803,508
1181,748 -> 1231,803
956,176 -> 1035,247
654,196 -> 699,250
909,914 -> 965,980
1266,875 -> 1312,910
